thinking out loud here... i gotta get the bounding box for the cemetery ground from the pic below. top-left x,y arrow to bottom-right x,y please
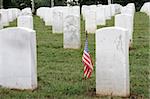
0,12 -> 149,99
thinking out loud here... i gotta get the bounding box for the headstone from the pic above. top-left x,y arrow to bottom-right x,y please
121,7 -> 134,42
126,3 -> 135,13
8,9 -> 13,22
115,14 -> 133,45
0,9 -> 9,26
82,5 -> 88,20
64,15 -> 80,49
85,11 -> 96,33
17,15 -> 33,30
71,6 -> 80,17
104,5 -> 112,20
44,8 -> 53,26
114,4 -> 123,14
63,6 -> 80,19
96,27 -> 129,97
121,7 -> 134,18
140,2 -> 150,16
0,27 -> 37,90
36,7 -> 47,19
12,8 -> 21,19
20,8 -> 32,16
52,9 -> 63,33
96,6 -> 106,25
0,13 -> 3,29
110,4 -> 116,16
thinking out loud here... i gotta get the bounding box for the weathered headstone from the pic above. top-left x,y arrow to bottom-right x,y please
64,15 -> 80,49
96,27 -> 129,97
0,27 -> 37,90
114,4 -> 123,14
17,15 -> 33,30
115,14 -> 133,46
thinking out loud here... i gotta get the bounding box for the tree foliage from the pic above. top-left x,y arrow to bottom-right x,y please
3,0 -> 150,11
4,0 -> 31,9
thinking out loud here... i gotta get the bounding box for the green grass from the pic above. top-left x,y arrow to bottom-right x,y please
0,12 -> 149,99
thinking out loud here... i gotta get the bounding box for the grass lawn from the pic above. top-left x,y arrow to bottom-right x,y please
0,12 -> 149,99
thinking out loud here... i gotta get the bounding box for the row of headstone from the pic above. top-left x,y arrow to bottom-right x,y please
36,6 -> 80,34
82,4 -> 123,33
0,8 -> 21,28
0,7 -> 33,30
36,6 -> 80,49
140,2 -> 150,16
96,3 -> 135,97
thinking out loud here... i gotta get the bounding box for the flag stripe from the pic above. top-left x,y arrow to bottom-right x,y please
83,54 -> 91,64
82,58 -> 93,70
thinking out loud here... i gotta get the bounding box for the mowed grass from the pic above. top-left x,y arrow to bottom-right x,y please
0,12 -> 149,99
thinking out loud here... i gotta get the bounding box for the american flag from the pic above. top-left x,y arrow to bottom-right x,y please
82,33 -> 93,79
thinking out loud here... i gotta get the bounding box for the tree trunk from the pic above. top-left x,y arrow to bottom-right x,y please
51,0 -> 54,7
0,0 -> 3,9
31,0 -> 35,13
108,0 -> 111,5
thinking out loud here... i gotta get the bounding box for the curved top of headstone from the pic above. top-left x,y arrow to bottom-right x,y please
20,8 -> 32,16
96,27 -> 127,33
0,27 -> 35,33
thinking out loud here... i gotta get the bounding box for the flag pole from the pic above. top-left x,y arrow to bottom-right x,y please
85,31 -> 88,39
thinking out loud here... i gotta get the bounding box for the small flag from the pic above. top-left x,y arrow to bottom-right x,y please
82,32 -> 94,79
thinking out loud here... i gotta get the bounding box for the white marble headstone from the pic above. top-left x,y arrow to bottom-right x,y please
121,7 -> 134,18
0,9 -> 9,26
8,9 -> 13,22
0,27 -> 37,90
20,8 -> 32,16
96,27 -> 129,97
85,11 -> 96,33
96,6 -> 106,25
52,9 -> 63,33
64,15 -> 80,49
0,13 -> 3,29
17,15 -> 33,30
126,3 -> 135,13
44,8 -> 53,26
115,14 -> 133,45
104,5 -> 112,20
82,5 -> 88,20
140,2 -> 150,16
